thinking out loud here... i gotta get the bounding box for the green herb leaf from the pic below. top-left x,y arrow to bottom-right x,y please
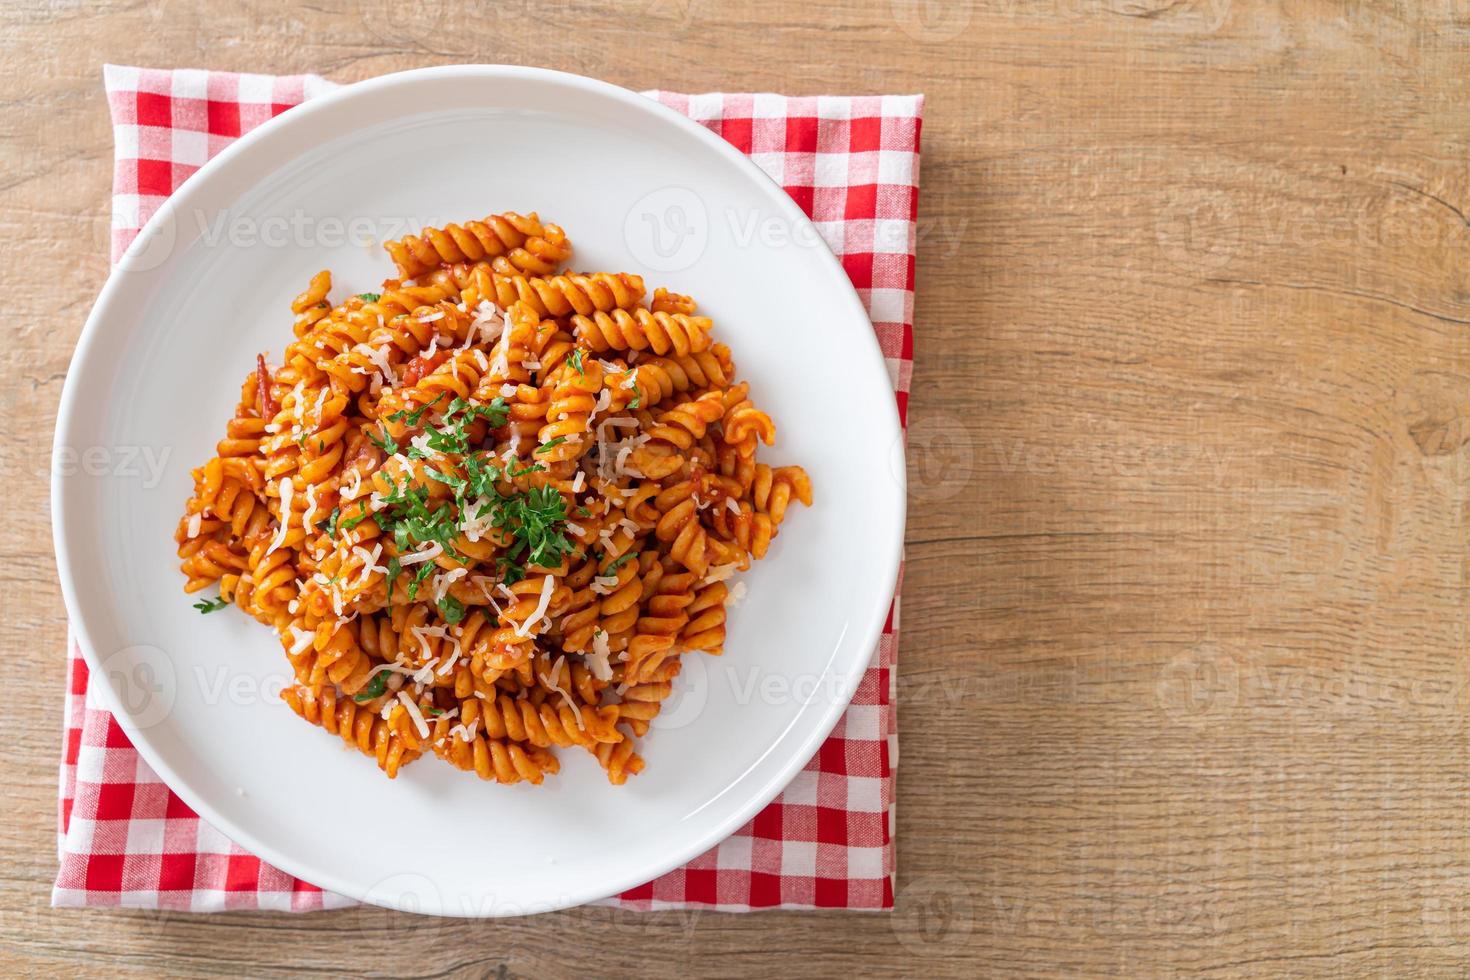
339,501 -> 372,534
353,672 -> 388,702
535,436 -> 569,455
604,550 -> 637,575
387,393 -> 446,429
497,556 -> 527,585
192,595 -> 229,614
569,348 -> 584,375
368,425 -> 399,457
356,292 -> 381,303
407,562 -> 435,601
438,594 -> 466,625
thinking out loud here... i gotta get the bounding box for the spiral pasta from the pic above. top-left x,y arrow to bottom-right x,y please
174,211 -> 811,784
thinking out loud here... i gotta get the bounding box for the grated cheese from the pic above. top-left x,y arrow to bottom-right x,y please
352,543 -> 384,590
366,662 -> 419,680
448,719 -> 479,742
286,625 -> 314,655
432,566 -> 468,604
458,495 -> 496,542
512,576 -> 556,638
399,540 -> 444,566
362,342 -> 397,385
539,655 -> 584,730
397,691 -> 431,739
342,465 -> 362,502
587,630 -> 613,681
265,477 -> 294,556
703,562 -> 741,584
469,301 -> 505,346
300,486 -> 320,547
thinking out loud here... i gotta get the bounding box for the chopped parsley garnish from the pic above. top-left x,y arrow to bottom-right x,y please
368,426 -> 399,456
498,484 -> 575,568
353,672 -> 388,702
424,465 -> 466,492
354,392 -> 577,588
338,501 -> 372,534
376,476 -> 461,563
356,293 -> 381,302
387,393 -> 447,429
569,348 -> 585,375
192,595 -> 229,614
438,594 -> 466,625
627,386 -> 641,410
536,436 -> 569,454
319,506 -> 341,535
445,396 -> 509,428
416,397 -> 507,458
406,562 -> 436,601
604,551 -> 637,575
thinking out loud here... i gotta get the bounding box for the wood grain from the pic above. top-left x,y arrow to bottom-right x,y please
5,0 -> 1470,975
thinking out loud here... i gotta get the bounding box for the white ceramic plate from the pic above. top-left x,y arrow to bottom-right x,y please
53,65 -> 904,915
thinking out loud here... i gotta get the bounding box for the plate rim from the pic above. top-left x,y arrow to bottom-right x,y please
52,63 -> 907,915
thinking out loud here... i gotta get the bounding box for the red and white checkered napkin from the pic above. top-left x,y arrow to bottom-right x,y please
54,64 -> 920,912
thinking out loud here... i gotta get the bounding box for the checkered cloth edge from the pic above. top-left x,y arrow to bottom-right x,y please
55,64 -> 920,912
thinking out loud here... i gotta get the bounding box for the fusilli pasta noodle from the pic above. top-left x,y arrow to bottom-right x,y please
175,211 -> 811,784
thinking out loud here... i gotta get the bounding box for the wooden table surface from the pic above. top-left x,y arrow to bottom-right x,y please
6,1 -> 1470,976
